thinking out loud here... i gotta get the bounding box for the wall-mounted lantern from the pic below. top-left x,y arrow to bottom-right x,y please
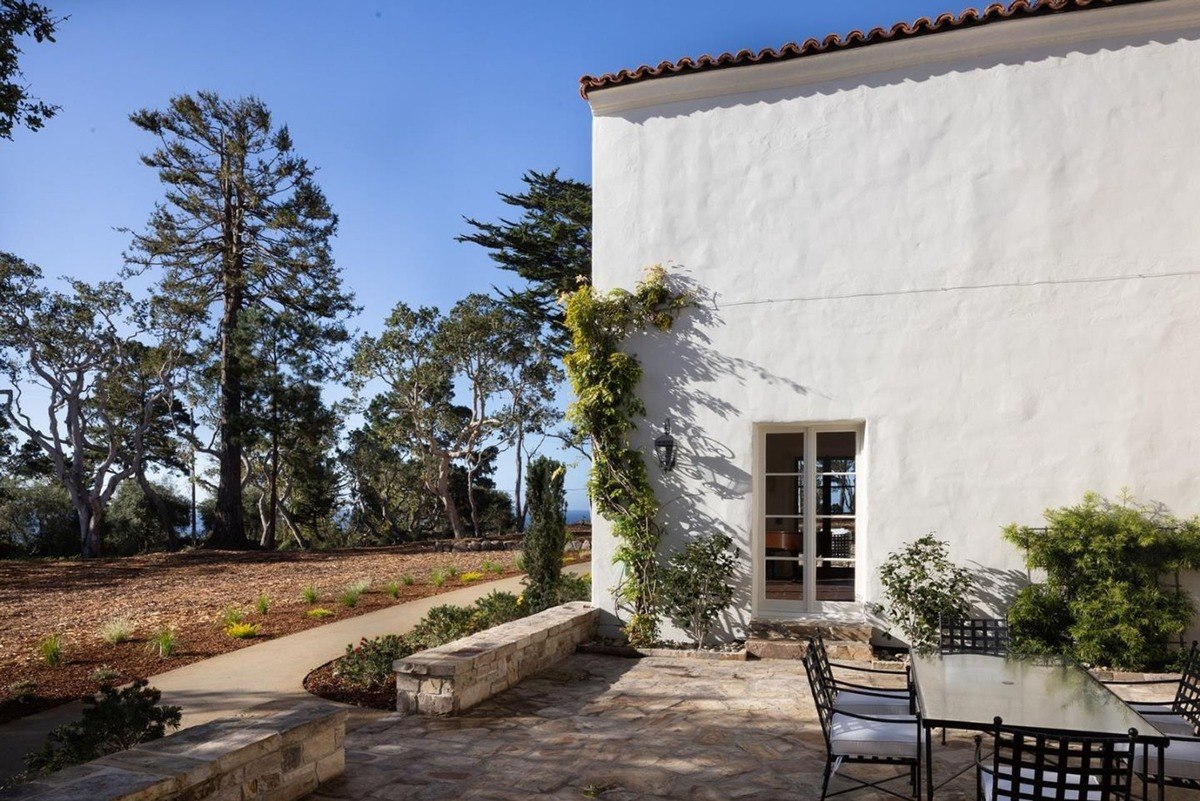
653,417 -> 677,472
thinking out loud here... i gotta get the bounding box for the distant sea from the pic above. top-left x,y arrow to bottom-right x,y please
565,508 -> 591,524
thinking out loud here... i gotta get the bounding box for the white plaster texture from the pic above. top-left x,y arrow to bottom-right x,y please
585,1 -> 1200,640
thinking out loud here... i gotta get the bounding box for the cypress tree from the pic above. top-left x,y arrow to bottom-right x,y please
522,455 -> 567,612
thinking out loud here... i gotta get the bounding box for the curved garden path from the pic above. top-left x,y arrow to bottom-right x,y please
0,563 -> 589,780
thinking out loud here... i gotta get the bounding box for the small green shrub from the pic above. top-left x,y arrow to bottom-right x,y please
460,571 -> 485,583
1005,492 -> 1200,669
301,585 -> 319,604
37,635 -> 64,667
307,607 -> 334,619
430,569 -> 447,588
401,573 -> 415,586
660,533 -> 737,649
348,578 -> 372,595
385,580 -> 401,598
481,559 -> 504,575
90,666 -> 121,685
407,604 -> 480,651
556,571 -> 592,604
444,566 -> 459,579
225,622 -> 261,639
24,680 -> 181,776
340,587 -> 362,608
218,606 -> 245,627
873,533 -> 974,651
472,591 -> 524,629
100,618 -> 133,645
514,552 -> 526,572
333,635 -> 412,690
146,628 -> 176,659
255,593 -> 271,615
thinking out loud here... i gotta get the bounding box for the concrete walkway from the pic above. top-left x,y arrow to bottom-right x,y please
0,565 -> 588,780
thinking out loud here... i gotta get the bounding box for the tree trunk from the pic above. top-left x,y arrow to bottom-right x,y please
436,455 -> 468,538
79,500 -> 103,559
513,428 -> 525,533
137,470 -> 180,550
261,390 -> 279,550
211,148 -> 247,549
466,461 -> 481,537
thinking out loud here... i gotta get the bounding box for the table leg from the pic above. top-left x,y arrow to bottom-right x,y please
1158,743 -> 1165,801
925,725 -> 935,801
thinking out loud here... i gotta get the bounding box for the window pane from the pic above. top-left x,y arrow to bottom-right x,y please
765,474 -> 803,517
816,518 -> 855,602
815,474 -> 855,515
764,557 -> 804,601
817,431 -> 855,473
765,432 -> 804,473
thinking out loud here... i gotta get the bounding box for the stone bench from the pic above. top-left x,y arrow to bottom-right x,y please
2,702 -> 346,801
395,601 -> 598,716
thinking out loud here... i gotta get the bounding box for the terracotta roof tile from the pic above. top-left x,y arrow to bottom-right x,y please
579,0 -> 1149,99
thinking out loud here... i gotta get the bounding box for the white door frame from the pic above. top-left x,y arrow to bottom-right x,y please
751,421 -> 866,619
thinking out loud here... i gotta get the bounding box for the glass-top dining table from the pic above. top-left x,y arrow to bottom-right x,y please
911,652 -> 1170,801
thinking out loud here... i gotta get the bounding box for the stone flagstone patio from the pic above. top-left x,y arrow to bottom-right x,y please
310,654 -> 981,801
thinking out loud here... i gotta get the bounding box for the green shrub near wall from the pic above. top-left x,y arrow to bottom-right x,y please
1005,492 -> 1200,670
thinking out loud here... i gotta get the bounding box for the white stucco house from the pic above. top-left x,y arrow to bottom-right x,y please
580,0 -> 1200,646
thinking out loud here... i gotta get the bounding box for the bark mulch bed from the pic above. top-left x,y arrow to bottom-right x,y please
303,660 -> 396,711
0,546 -> 567,726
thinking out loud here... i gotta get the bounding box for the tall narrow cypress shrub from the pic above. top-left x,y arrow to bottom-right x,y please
523,456 -> 567,612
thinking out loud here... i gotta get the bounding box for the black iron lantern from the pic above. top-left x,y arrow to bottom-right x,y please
653,417 -> 677,472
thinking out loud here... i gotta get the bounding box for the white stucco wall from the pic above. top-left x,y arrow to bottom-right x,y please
587,2 -> 1200,642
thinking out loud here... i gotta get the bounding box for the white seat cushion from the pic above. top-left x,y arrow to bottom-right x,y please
829,712 -> 919,759
1134,737 -> 1200,781
1129,703 -> 1195,737
835,688 -> 911,716
980,765 -> 1104,801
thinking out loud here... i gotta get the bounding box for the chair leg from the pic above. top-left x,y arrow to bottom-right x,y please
820,757 -> 834,801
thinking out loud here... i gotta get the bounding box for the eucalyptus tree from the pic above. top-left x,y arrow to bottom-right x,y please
125,92 -> 355,548
0,253 -> 185,557
457,170 -> 591,358
0,1 -> 62,140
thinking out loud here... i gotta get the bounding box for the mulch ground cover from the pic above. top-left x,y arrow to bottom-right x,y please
0,546 -> 539,726
303,661 -> 396,711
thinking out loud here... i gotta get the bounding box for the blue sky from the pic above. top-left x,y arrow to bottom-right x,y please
0,0 -> 960,514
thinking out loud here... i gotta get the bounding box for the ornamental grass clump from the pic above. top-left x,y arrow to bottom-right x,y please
1005,491 -> 1200,670
100,618 -> 133,645
401,573 -> 415,587
307,607 -> 334,619
38,635 -> 64,667
218,605 -> 245,627
660,533 -> 737,649
385,580 -> 401,598
255,593 -> 271,614
301,585 -> 319,604
146,628 -> 176,659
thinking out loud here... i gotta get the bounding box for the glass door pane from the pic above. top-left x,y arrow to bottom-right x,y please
764,432 -> 803,602
815,432 -> 856,603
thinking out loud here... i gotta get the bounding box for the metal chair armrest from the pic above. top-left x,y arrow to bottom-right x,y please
829,660 -> 907,676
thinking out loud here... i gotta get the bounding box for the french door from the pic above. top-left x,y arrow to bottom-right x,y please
758,425 -> 859,614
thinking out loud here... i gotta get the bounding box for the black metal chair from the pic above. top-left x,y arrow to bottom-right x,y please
803,639 -> 922,800
809,631 -> 913,716
940,616 -> 1010,656
1103,641 -> 1200,738
974,717 -> 1138,801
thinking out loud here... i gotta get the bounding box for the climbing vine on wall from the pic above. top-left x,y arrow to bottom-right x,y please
563,265 -> 691,646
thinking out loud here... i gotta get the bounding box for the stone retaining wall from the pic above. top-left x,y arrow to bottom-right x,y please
395,601 -> 598,715
1,703 -> 346,801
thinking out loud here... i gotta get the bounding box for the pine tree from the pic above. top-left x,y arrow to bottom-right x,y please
0,1 -> 62,140
522,455 -> 567,612
125,92 -> 355,548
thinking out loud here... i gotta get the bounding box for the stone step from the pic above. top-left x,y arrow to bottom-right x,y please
748,618 -> 873,643
745,638 -> 873,661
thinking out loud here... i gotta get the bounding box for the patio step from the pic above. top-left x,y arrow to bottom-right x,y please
746,618 -> 874,661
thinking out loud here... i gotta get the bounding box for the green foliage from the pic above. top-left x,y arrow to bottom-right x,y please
339,587 -> 362,608
406,604 -> 479,651
145,628 -> 176,659
1004,492 -> 1200,669
556,572 -> 591,604
37,634 -> 63,666
460,571 -> 484,582
660,533 -> 738,649
24,680 -> 181,776
0,1 -> 62,140
401,573 -> 415,586
0,479 -> 76,557
301,585 -> 319,604
444,565 -> 459,579
563,265 -> 691,646
430,569 -> 447,588
306,607 -> 334,619
875,534 -> 974,651
334,635 -> 411,690
514,552 -> 526,571
457,170 -> 592,358
104,481 -> 189,556
522,456 -> 567,612
385,580 -> 401,598
218,606 -> 245,627
225,622 -> 260,639
90,666 -> 121,685
471,591 -> 524,629
481,559 -> 503,575
255,593 -> 270,614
